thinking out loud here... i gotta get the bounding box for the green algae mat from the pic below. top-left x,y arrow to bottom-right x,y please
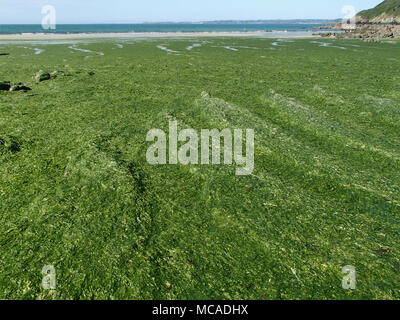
0,37 -> 399,299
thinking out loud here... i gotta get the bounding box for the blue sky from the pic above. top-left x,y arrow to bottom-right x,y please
0,0 -> 382,24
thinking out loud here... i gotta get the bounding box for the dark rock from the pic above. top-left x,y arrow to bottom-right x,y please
33,70 -> 51,82
10,84 -> 32,92
0,81 -> 11,91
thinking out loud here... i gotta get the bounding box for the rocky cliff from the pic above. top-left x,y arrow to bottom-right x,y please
317,1 -> 400,39
357,0 -> 400,24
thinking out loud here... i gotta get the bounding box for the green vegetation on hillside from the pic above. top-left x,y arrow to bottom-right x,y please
358,0 -> 400,22
0,37 -> 400,299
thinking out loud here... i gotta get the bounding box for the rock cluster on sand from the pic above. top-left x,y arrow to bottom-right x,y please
319,23 -> 400,39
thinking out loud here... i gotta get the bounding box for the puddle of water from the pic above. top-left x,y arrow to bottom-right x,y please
34,48 -> 44,54
68,44 -> 104,55
157,45 -> 179,53
186,43 -> 201,51
21,46 -> 45,55
311,41 -> 347,50
68,44 -> 92,53
235,46 -> 259,49
276,39 -> 294,43
223,46 -> 238,51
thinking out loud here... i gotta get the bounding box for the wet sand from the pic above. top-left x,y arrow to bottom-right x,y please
0,31 -> 319,41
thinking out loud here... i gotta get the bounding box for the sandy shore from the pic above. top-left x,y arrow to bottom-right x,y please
0,31 -> 319,40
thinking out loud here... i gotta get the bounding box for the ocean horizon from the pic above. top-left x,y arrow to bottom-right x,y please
0,23 -> 334,35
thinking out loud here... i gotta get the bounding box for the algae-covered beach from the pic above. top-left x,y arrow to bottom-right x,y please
1,35 -> 399,299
